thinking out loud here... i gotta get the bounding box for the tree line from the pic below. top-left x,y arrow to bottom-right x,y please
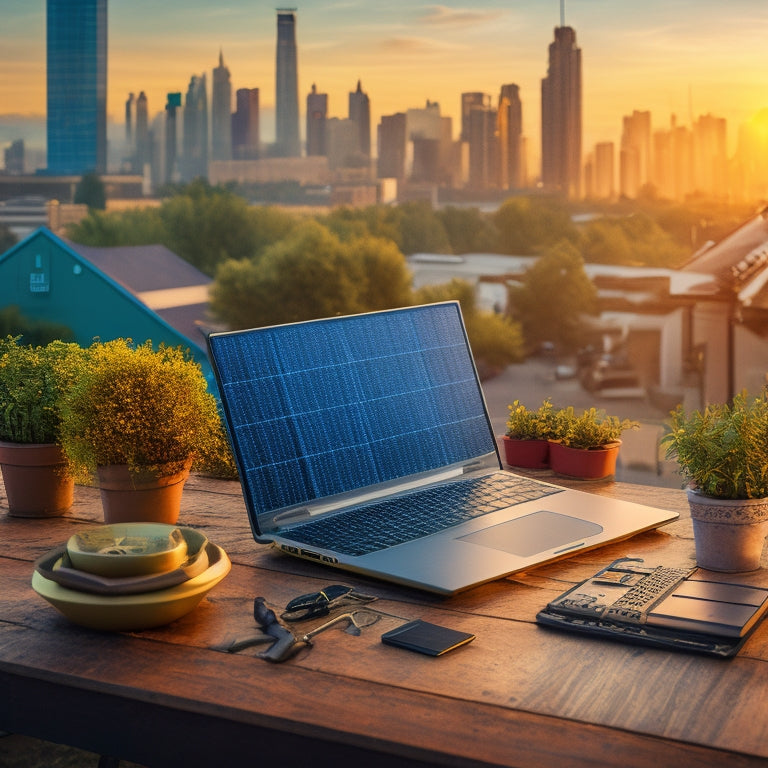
64,180 -> 756,369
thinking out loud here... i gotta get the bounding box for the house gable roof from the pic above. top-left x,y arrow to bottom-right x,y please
0,228 -> 212,354
680,209 -> 768,292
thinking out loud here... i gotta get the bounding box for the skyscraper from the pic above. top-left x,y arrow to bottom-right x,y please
232,88 -> 260,160
275,9 -> 301,157
212,51 -> 232,162
182,74 -> 208,180
499,84 -> 524,190
377,113 -> 407,180
46,0 -> 107,175
135,92 -> 149,173
306,84 -> 328,156
620,110 -> 651,198
348,80 -> 371,159
164,92 -> 182,185
466,96 -> 497,190
460,93 -> 486,142
540,23 -> 582,197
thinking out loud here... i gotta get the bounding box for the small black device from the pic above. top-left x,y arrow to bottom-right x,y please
381,619 -> 475,656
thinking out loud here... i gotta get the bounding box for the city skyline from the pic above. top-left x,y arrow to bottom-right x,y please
3,1 -> 768,162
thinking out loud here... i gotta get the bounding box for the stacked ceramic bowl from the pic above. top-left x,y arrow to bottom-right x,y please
32,522 -> 231,631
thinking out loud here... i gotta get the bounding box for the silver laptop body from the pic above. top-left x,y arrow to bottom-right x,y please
208,302 -> 678,594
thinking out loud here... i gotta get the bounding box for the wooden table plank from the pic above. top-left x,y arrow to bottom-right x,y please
3,474 -> 768,767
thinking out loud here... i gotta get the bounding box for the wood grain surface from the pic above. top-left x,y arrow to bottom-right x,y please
2,472 -> 767,767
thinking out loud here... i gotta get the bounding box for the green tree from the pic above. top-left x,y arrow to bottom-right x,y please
507,240 -> 599,353
0,222 -> 17,254
396,201 -> 452,255
437,206 -> 498,254
493,196 -> 578,255
321,201 -> 452,255
211,222 -> 415,329
347,235 -> 413,311
0,305 -> 74,345
322,205 -> 401,244
211,220 -> 366,328
579,220 -> 632,265
158,187 -> 264,275
66,207 -> 165,246
74,172 -> 106,210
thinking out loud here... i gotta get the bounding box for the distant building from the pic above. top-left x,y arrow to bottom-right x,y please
377,113 -> 407,181
164,92 -> 182,185
693,113 -> 728,199
4,140 -> 24,175
135,92 -> 150,174
593,141 -> 615,199
182,74 -> 209,180
326,118 -> 359,170
211,51 -> 232,162
653,115 -> 693,201
348,80 -> 371,160
541,25 -> 582,197
275,10 -> 301,157
306,84 -> 328,157
620,110 -> 651,198
499,84 -> 524,190
405,101 -> 445,185
208,156 -> 330,186
46,0 -> 107,175
232,88 -> 260,160
460,93 -> 485,143
467,96 -> 497,190
125,93 -> 134,146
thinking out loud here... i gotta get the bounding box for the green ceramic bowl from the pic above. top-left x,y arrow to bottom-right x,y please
32,543 -> 231,631
66,523 -> 188,578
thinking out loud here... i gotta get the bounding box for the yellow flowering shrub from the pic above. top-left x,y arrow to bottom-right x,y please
60,339 -> 236,480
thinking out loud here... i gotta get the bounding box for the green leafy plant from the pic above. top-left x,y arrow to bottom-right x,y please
0,336 -> 86,444
662,390 -> 768,499
505,399 -> 557,440
59,339 -> 236,481
552,406 -> 638,450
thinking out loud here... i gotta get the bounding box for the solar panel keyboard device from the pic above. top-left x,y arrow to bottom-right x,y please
207,302 -> 678,594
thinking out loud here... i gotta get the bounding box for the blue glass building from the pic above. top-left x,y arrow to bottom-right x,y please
46,0 -> 107,175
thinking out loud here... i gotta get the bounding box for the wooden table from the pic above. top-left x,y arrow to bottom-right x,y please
2,472 -> 768,768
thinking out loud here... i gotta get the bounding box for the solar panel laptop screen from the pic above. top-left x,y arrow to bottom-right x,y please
207,302 -> 678,594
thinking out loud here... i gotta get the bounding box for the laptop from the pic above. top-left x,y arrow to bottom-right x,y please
207,302 -> 678,594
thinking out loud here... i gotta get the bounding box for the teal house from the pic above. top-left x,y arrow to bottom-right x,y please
0,227 -> 216,384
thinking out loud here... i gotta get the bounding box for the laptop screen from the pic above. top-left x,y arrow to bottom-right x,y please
208,302 -> 498,522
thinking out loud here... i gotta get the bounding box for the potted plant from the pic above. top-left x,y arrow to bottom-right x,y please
548,406 -> 638,480
662,390 -> 768,572
59,338 -> 232,524
503,399 -> 556,469
0,336 -> 85,517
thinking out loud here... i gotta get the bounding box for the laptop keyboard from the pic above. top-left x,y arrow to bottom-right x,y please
283,472 -> 563,557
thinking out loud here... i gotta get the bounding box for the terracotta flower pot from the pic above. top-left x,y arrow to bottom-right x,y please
96,458 -> 193,524
548,441 -> 621,481
502,436 -> 550,469
686,489 -> 768,572
0,441 -> 74,518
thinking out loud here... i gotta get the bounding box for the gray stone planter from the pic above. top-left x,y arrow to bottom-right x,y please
687,489 -> 768,572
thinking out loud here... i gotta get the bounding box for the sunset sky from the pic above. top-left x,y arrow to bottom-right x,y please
3,0 -> 768,158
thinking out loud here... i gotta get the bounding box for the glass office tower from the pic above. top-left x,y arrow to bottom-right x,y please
46,0 -> 107,175
275,9 -> 300,157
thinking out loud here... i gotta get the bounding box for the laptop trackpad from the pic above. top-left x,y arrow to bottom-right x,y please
457,510 -> 603,557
